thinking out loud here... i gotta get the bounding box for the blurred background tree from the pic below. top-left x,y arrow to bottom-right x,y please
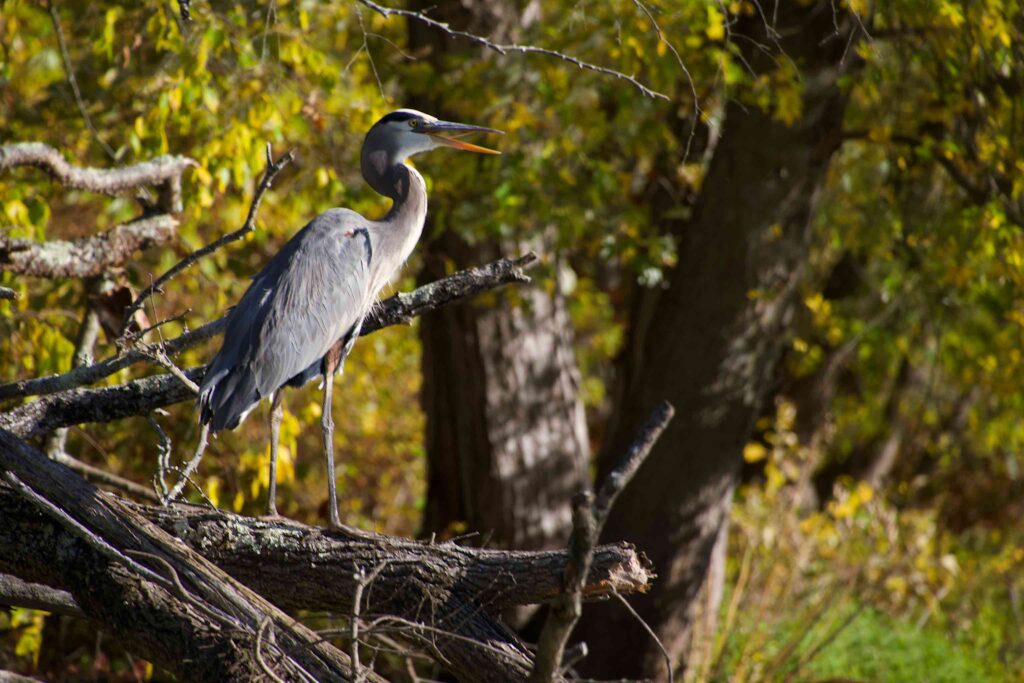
1,0 -> 1022,680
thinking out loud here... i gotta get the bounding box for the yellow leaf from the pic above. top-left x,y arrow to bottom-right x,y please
743,442 -> 767,463
705,5 -> 725,41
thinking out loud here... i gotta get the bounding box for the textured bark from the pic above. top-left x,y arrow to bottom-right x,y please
0,214 -> 177,278
0,573 -> 82,618
410,0 -> 590,552
576,4 -> 861,677
0,142 -> 194,212
0,430 -> 366,682
0,443 -> 653,682
131,504 -> 652,611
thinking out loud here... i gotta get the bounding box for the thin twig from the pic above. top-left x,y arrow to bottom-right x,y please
149,413 -> 173,501
260,0 -> 278,62
165,424 -> 209,503
357,0 -> 669,101
48,0 -> 118,161
256,617 -> 288,683
353,616 -> 529,665
139,346 -> 200,394
610,589 -> 673,683
530,401 -> 675,682
120,143 -> 295,336
631,0 -> 701,161
351,562 -> 388,682
355,5 -> 386,101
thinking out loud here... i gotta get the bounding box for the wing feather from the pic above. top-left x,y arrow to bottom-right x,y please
199,209 -> 372,430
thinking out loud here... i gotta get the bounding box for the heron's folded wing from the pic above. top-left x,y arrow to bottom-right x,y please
212,209 -> 372,402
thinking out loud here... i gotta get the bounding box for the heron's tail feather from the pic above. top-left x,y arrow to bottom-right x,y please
198,365 -> 260,432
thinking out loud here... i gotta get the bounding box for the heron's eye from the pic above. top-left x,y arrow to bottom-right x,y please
409,119 -> 420,129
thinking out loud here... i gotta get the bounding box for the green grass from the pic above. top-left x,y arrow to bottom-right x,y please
799,609 -> 1007,683
711,606 -> 1011,682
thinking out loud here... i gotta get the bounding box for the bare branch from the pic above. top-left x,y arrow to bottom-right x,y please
0,253 -> 537,404
0,430 -> 373,682
610,589 -> 673,680
0,470 -> 653,682
0,214 -> 177,278
356,0 -> 669,101
530,401 -> 675,683
49,448 -> 161,503
351,562 -> 389,682
137,346 -> 200,394
632,0 -> 701,160
177,0 -> 192,22
120,144 -> 295,337
0,143 -> 195,211
48,1 -> 118,162
0,573 -> 84,618
592,400 -> 675,526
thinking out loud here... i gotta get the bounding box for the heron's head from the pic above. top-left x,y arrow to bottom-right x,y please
363,109 -> 503,166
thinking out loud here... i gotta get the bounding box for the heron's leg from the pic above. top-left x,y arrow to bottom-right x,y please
337,315 -> 365,375
266,389 -> 284,517
322,350 -> 342,528
166,423 -> 210,504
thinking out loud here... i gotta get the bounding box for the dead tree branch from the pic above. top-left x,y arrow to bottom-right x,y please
0,442 -> 653,682
0,573 -> 84,618
0,214 -> 177,278
530,401 -> 675,683
133,503 -> 653,612
0,143 -> 195,212
0,429 -> 374,682
356,0 -> 669,101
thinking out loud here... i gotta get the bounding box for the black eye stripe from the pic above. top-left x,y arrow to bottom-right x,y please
379,111 -> 419,125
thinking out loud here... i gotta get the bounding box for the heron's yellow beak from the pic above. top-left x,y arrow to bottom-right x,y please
422,120 -> 504,155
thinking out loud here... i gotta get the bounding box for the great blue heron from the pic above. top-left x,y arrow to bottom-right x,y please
195,109 -> 501,526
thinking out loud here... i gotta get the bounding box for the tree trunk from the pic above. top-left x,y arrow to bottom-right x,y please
409,1 -> 590,550
576,4 -> 860,677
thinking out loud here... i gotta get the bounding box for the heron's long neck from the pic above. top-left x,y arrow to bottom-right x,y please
365,161 -> 427,281
380,163 -> 427,232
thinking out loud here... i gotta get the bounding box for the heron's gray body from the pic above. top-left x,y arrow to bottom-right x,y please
191,108 -> 499,525
199,164 -> 427,431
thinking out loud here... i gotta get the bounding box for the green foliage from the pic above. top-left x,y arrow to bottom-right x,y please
686,401 -> 1023,682
3,0 -> 1023,678
762,607 -> 1001,683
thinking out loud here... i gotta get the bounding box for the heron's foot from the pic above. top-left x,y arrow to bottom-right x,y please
259,512 -> 290,523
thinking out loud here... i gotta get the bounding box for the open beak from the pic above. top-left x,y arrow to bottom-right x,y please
422,120 -> 504,155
